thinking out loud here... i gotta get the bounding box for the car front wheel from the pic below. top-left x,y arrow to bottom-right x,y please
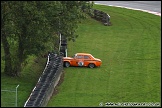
88,63 -> 95,68
64,62 -> 70,67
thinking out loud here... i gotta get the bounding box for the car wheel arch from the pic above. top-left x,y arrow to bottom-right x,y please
64,61 -> 71,67
88,63 -> 96,68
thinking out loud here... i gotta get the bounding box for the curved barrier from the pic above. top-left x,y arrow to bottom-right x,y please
24,53 -> 63,107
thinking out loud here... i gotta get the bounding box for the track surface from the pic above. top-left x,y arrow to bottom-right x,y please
94,1 -> 161,16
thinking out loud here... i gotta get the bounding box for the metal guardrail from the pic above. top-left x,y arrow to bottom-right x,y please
24,53 -> 63,107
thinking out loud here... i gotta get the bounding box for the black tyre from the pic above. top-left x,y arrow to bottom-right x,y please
64,61 -> 70,67
88,63 -> 95,68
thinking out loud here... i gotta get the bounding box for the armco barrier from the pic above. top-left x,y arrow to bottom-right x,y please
24,52 -> 63,107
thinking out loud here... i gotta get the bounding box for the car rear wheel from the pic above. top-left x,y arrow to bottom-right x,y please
88,63 -> 95,68
64,61 -> 70,67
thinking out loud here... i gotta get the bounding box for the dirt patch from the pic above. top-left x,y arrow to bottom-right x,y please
52,70 -> 65,97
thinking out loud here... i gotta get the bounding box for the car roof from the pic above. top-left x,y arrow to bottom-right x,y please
76,53 -> 92,55
75,53 -> 95,59
76,53 -> 91,55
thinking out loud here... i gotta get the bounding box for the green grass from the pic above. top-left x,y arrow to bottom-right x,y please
47,5 -> 161,107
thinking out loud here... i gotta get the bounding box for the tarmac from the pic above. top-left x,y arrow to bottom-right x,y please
94,1 -> 161,16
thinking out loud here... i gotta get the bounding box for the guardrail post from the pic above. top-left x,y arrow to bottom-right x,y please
16,85 -> 19,107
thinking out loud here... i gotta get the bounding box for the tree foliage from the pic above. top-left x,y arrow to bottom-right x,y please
1,1 -> 93,76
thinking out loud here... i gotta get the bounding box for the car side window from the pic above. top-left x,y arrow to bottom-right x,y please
76,55 -> 83,59
84,55 -> 90,59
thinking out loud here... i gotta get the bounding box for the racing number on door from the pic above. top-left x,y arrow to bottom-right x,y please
78,61 -> 84,66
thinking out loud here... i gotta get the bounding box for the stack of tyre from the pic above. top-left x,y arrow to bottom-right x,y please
60,35 -> 67,57
92,9 -> 111,26
24,53 -> 63,107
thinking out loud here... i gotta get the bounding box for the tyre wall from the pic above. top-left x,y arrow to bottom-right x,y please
24,53 -> 63,107
90,9 -> 112,26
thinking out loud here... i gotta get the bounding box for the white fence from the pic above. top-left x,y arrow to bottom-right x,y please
1,85 -> 19,107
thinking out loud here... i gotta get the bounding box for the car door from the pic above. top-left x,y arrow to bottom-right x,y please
83,55 -> 91,66
74,55 -> 84,66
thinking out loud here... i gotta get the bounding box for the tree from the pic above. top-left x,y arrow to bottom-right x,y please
1,1 -> 93,77
1,1 -> 14,76
59,1 -> 94,41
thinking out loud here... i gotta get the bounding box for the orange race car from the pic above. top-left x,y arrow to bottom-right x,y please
63,53 -> 102,68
